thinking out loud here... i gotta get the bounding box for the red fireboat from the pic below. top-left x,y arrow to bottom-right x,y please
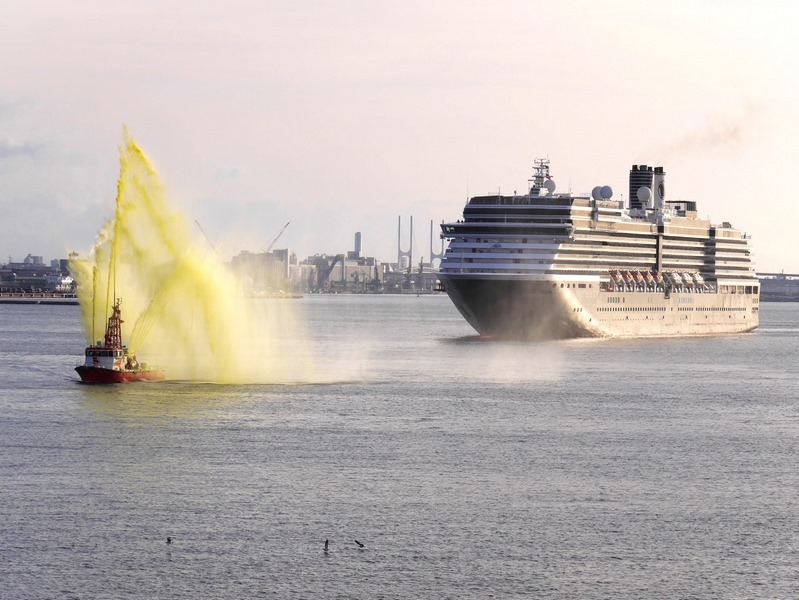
75,298 -> 165,383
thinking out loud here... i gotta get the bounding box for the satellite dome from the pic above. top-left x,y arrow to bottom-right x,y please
637,186 -> 652,203
600,185 -> 613,199
591,186 -> 602,201
544,179 -> 556,194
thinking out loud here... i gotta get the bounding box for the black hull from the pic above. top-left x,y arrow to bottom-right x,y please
440,275 -> 594,340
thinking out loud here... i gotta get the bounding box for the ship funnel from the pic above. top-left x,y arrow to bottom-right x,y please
653,167 -> 665,209
629,164 -> 653,210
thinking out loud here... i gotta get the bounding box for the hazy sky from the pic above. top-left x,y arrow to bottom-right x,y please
2,0 -> 797,271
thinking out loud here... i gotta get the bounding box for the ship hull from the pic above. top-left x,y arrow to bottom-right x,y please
75,365 -> 166,384
441,275 -> 759,340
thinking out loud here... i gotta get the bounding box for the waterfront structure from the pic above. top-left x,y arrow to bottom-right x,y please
231,232 -> 384,294
1,253 -> 77,293
305,253 -> 383,293
759,273 -> 799,302
383,216 -> 443,293
230,248 -> 298,295
382,261 -> 440,293
439,159 -> 760,339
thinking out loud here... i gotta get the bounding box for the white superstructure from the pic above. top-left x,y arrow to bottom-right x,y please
438,159 -> 759,339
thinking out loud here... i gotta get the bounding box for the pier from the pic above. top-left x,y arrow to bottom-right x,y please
0,292 -> 79,305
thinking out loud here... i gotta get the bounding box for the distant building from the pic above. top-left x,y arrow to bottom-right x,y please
302,253 -> 383,293
230,248 -> 298,295
759,273 -> 799,302
296,231 -> 386,293
1,253 -> 76,293
383,260 -> 440,293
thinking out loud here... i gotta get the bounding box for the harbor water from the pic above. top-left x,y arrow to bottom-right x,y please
1,296 -> 798,599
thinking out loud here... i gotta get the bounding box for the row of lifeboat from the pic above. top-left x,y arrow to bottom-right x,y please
607,270 -> 710,292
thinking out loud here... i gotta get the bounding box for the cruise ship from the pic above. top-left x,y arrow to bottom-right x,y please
438,159 -> 759,339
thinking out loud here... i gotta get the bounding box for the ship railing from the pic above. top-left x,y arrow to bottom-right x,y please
601,283 -> 716,294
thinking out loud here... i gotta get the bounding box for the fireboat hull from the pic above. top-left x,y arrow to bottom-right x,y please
75,365 -> 165,384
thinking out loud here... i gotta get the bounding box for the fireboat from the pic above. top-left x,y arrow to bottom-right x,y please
75,298 -> 165,383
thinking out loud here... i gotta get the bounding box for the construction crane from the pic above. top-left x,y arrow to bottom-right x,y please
195,220 -> 217,252
262,222 -> 290,253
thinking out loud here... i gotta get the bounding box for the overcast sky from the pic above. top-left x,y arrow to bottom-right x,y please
2,0 -> 797,271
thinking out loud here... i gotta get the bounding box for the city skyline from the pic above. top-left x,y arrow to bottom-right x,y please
2,1 -> 798,272
0,217 -> 441,271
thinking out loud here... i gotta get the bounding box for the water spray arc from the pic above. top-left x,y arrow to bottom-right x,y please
70,130 -> 307,383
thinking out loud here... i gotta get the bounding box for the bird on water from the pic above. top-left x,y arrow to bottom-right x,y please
166,537 -> 172,545
354,540 -> 365,548
324,539 -> 329,553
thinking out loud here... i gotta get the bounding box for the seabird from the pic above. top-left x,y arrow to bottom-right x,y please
354,540 -> 365,548
166,537 -> 172,545
324,539 -> 329,553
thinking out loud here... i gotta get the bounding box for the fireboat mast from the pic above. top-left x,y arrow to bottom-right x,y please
105,168 -> 123,338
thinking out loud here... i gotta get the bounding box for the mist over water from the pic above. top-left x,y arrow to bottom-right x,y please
70,132 -> 310,383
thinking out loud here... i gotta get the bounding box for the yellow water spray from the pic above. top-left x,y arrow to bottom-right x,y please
71,130 -> 310,383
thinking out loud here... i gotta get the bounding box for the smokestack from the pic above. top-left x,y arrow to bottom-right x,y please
653,167 -> 665,210
354,232 -> 362,256
629,165 -> 654,210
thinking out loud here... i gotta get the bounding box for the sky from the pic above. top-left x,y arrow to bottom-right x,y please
1,0 -> 798,272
